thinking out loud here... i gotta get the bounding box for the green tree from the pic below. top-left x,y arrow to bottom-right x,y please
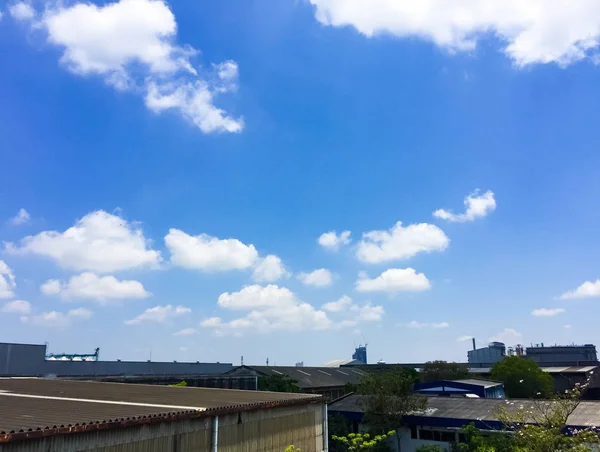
332,431 -> 396,451
490,357 -> 553,399
420,360 -> 470,382
416,445 -> 446,452
357,369 -> 426,451
258,374 -> 301,393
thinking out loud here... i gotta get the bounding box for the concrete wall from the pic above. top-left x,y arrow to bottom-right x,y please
0,403 -> 324,452
0,343 -> 232,377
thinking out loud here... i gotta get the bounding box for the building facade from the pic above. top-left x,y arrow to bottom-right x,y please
526,344 -> 598,364
0,379 -> 325,452
467,342 -> 506,364
0,342 -> 232,377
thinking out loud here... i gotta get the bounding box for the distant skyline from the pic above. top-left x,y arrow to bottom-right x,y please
2,0 -> 600,365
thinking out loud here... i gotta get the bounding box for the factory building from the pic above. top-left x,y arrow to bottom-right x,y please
329,395 -> 600,452
0,378 -> 325,452
0,342 -> 232,377
526,343 -> 598,364
226,365 -> 368,400
413,379 -> 505,399
467,340 -> 506,365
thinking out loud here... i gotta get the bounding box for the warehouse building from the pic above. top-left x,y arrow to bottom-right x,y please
329,394 -> 600,452
413,379 -> 505,399
0,342 -> 232,377
226,365 -> 368,400
0,378 -> 325,451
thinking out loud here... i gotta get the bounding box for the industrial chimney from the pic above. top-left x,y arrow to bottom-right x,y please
472,338 -> 477,351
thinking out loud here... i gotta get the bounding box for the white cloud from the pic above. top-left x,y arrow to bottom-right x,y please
8,2 -> 35,21
356,221 -> 449,263
457,335 -> 473,342
1,300 -> 31,315
560,280 -> 600,299
297,268 -> 333,287
252,255 -> 289,283
200,317 -> 223,327
41,273 -> 150,303
173,327 -> 198,336
125,304 -> 191,325
352,303 -> 384,322
145,80 -> 243,133
318,230 -> 351,251
6,210 -> 161,273
433,190 -> 496,223
489,328 -> 522,344
564,324 -> 572,329
0,260 -> 16,299
165,229 -> 258,272
322,295 -> 353,312
205,285 -> 332,334
67,307 -> 94,320
407,321 -> 449,329
308,0 -> 600,67
21,308 -> 92,329
356,268 -> 431,294
22,0 -> 242,133
532,308 -> 565,317
9,208 -> 30,226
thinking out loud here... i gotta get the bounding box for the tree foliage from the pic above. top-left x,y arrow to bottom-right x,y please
453,383 -> 600,451
420,360 -> 470,382
490,357 -> 553,399
258,374 -> 301,393
416,445 -> 446,452
357,369 -> 425,435
332,431 -> 396,451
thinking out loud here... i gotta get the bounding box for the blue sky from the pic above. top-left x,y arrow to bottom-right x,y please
2,0 -> 600,365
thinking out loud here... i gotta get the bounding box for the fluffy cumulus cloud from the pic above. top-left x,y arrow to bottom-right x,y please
1,300 -> 31,315
165,229 -> 259,272
356,268 -> 431,294
407,321 -> 449,329
322,295 -> 353,312
9,208 -> 30,226
201,285 -> 332,334
318,230 -> 351,251
41,273 -> 150,303
8,2 -> 35,21
0,260 -> 16,299
532,308 -> 565,317
297,268 -> 333,287
560,280 -> 600,299
125,304 -> 191,325
252,255 -> 289,283
308,0 -> 600,67
356,222 -> 449,263
21,308 -> 93,329
19,0 -> 242,133
321,295 -> 384,325
489,328 -> 522,344
6,210 -> 161,273
433,190 -> 496,223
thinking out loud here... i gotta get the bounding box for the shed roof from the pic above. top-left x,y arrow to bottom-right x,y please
228,365 -> 368,389
329,394 -> 600,428
0,378 -> 320,440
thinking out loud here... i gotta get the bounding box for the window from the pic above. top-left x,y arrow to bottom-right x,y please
419,429 -> 434,441
410,425 -> 418,439
441,431 -> 456,442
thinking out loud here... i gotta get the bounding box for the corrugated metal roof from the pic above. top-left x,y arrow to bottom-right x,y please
0,378 -> 321,438
330,395 -> 600,427
453,379 -> 502,388
229,366 -> 367,389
